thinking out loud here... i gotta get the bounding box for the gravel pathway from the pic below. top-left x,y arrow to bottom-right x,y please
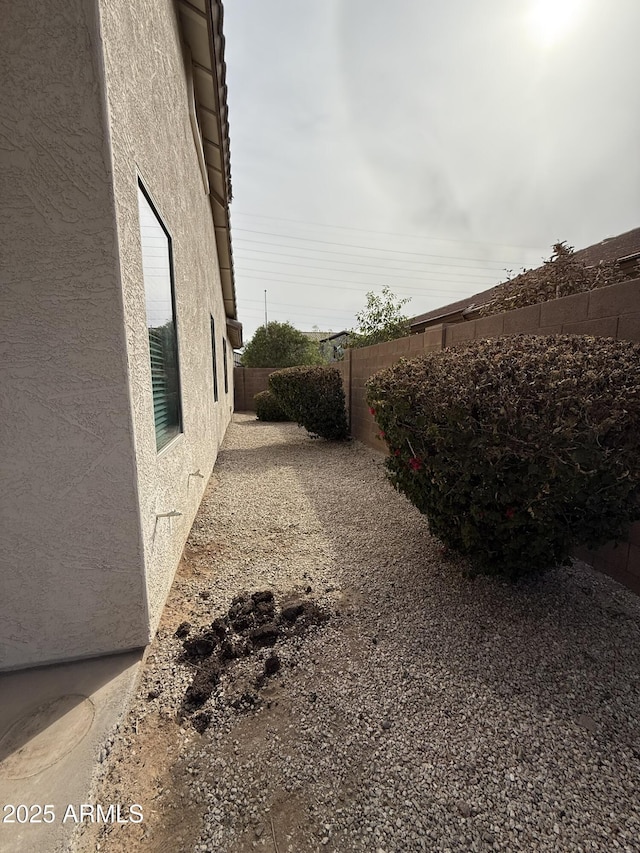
79,414 -> 640,853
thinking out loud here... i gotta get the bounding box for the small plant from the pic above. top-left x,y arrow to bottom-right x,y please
366,335 -> 640,578
254,390 -> 290,422
268,366 -> 349,440
349,286 -> 410,348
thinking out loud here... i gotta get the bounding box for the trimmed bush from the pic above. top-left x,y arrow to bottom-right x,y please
366,335 -> 640,578
254,390 -> 290,422
268,366 -> 349,440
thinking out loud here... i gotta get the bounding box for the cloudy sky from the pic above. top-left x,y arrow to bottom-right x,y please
222,0 -> 639,344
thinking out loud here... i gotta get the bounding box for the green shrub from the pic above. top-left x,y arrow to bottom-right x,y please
268,366 -> 349,440
366,335 -> 640,578
254,390 -> 290,422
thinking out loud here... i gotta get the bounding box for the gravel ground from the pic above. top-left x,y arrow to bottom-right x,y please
78,414 -> 640,853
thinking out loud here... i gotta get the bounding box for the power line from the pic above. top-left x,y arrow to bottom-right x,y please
232,227 -> 531,265
238,296 -> 360,316
234,246 -> 508,278
235,271 -> 479,297
231,211 -> 548,253
235,254 -> 502,284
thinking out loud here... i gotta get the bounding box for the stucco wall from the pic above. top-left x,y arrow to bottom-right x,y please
0,0 -> 148,668
97,0 -> 234,630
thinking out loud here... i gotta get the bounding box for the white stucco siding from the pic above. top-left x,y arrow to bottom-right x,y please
0,0 -> 148,669
97,0 -> 234,629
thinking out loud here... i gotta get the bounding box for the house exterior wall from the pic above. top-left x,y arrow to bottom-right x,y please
0,0 -> 147,669
97,0 -> 234,629
342,279 -> 640,595
0,0 -> 235,671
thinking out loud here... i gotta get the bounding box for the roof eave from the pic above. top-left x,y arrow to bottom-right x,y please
175,0 -> 239,324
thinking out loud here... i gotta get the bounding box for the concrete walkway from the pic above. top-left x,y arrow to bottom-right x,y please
0,651 -> 142,853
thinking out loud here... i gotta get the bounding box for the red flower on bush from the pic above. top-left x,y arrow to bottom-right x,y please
409,457 -> 423,471
505,507 -> 515,519
377,430 -> 386,440
369,407 -> 376,416
393,449 -> 401,457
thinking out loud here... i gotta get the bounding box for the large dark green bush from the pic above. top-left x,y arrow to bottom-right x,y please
268,366 -> 349,440
366,335 -> 640,578
254,390 -> 290,422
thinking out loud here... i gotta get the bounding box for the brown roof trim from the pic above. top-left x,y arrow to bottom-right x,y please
176,0 -> 239,325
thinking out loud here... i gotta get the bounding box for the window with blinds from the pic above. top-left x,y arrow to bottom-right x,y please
138,180 -> 182,451
223,337 -> 229,394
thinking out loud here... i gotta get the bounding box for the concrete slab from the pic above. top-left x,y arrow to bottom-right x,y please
0,650 -> 143,853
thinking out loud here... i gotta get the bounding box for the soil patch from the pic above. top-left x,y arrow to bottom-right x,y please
178,589 -> 329,728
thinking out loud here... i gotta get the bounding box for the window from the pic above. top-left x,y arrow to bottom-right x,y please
223,337 -> 229,394
210,316 -> 219,402
137,180 -> 182,451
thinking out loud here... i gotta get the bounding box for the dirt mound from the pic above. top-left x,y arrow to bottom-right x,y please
177,589 -> 329,728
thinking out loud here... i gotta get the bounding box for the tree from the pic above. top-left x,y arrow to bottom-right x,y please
240,321 -> 325,368
349,286 -> 411,348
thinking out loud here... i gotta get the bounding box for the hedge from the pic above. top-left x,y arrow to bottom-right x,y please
366,335 -> 640,578
268,366 -> 349,441
254,390 -> 290,422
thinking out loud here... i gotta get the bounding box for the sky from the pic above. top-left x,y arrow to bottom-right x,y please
222,0 -> 640,345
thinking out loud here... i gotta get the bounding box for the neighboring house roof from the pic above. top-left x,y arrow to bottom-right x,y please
409,227 -> 640,332
302,331 -> 334,342
318,330 -> 350,343
176,0 -> 238,331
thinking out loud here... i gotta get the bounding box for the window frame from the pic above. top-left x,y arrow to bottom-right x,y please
211,315 -> 219,403
137,178 -> 183,452
222,336 -> 229,395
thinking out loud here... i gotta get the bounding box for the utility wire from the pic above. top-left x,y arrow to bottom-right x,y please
236,271 -> 480,297
234,246 -> 509,277
232,228 -> 533,265
231,211 -> 548,253
235,255 -> 502,283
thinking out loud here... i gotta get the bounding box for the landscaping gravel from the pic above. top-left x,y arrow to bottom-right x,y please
80,413 -> 640,853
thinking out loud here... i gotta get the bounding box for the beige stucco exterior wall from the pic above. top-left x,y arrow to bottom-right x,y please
97,0 -> 234,629
0,0 -> 234,670
0,0 -> 148,669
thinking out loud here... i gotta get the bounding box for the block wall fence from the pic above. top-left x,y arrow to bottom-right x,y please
235,277 -> 640,594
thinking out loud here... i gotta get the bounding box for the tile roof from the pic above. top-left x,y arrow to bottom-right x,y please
409,227 -> 640,330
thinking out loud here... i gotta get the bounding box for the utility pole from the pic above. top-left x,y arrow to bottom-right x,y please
264,289 -> 268,328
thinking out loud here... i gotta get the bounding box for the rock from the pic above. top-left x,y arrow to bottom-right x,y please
183,634 -> 217,660
174,621 -> 192,638
147,688 -> 161,700
281,601 -> 305,622
221,639 -> 241,660
482,831 -> 495,843
264,653 -> 281,676
231,614 -> 254,632
252,590 -> 274,605
192,712 -> 212,734
456,801 -> 472,818
249,622 -> 281,647
210,618 -> 228,639
576,713 -> 597,734
381,719 -> 392,731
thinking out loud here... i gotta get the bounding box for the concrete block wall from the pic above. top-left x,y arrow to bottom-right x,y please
340,278 -> 640,595
233,367 -> 277,411
444,279 -> 640,346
